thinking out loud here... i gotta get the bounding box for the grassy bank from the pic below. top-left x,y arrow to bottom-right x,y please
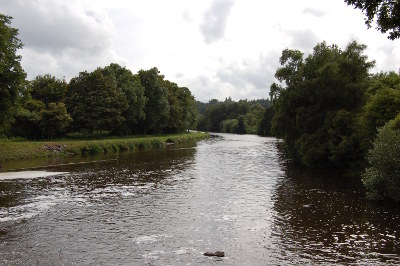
0,132 -> 209,162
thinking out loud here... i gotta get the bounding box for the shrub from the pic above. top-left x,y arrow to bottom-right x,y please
362,113 -> 400,201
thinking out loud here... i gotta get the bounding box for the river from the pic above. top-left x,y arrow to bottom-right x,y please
0,133 -> 400,265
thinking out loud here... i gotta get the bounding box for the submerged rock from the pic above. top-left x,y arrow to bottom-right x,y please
203,251 -> 225,257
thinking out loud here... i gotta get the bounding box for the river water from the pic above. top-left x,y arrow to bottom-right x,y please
0,133 -> 400,265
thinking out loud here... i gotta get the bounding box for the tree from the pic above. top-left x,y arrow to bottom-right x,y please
137,68 -> 170,134
164,80 -> 198,133
257,107 -> 275,136
244,103 -> 265,134
271,41 -> 374,167
12,99 -> 44,139
362,113 -> 400,201
29,74 -> 67,106
40,102 -> 72,139
0,14 -> 26,135
65,69 -> 128,134
236,115 -> 246,134
358,72 -> 400,153
345,0 -> 400,40
100,63 -> 146,135
220,119 -> 238,133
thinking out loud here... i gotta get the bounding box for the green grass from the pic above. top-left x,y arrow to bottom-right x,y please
0,132 -> 209,162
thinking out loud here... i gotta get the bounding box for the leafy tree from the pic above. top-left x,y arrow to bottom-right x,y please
358,72 -> 400,153
271,41 -> 374,167
257,107 -> 275,136
137,68 -> 170,134
236,115 -> 246,134
100,63 -> 146,135
244,103 -> 265,134
0,14 -> 26,135
221,119 -> 238,133
362,114 -> 400,201
164,80 -> 197,133
197,98 -> 270,134
40,102 -> 72,139
203,104 -> 227,132
203,101 -> 250,132
29,74 -> 67,106
345,0 -> 400,40
12,99 -> 44,139
65,69 -> 128,134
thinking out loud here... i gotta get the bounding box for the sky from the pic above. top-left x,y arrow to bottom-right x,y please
2,0 -> 400,102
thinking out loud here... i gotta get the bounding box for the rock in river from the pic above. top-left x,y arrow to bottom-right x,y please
203,251 -> 225,257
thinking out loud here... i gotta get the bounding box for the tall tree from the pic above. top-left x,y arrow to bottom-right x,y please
100,63 -> 147,134
137,68 -> 170,134
271,41 -> 374,167
0,14 -> 26,135
164,80 -> 198,133
65,69 -> 128,134
345,0 -> 400,40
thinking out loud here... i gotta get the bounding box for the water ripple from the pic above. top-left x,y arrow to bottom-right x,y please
0,134 -> 400,264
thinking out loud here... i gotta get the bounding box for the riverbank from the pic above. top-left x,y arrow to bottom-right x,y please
0,132 -> 209,162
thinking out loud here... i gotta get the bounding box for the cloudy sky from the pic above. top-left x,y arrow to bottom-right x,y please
2,0 -> 400,102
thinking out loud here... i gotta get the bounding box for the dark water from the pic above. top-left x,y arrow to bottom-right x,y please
1,133 -> 400,265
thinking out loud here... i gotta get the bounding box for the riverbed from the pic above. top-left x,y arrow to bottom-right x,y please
0,133 -> 399,265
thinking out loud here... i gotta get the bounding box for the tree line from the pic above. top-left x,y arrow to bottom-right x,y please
0,14 -> 197,139
196,98 -> 272,135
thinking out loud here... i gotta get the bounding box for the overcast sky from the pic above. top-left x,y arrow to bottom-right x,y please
2,0 -> 400,102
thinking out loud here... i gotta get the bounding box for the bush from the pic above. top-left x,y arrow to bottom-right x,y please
362,113 -> 400,201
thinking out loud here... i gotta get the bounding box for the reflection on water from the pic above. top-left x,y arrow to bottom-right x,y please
0,134 -> 400,265
272,163 -> 400,264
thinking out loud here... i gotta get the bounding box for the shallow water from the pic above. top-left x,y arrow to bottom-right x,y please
0,134 -> 399,265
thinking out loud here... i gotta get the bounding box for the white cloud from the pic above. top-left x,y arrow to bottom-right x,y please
2,0 -> 400,102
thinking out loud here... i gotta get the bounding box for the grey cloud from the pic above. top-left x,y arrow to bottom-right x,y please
175,72 -> 184,79
185,75 -> 216,102
3,0 -> 113,53
215,52 -> 281,99
377,43 -> 400,72
200,0 -> 235,44
288,29 -> 319,52
2,0 -> 119,79
302,8 -> 325,18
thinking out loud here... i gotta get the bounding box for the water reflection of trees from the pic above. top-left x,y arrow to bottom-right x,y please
0,147 -> 197,209
62,147 -> 198,192
272,150 -> 400,263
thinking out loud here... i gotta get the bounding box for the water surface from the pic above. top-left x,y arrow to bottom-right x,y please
0,134 -> 399,265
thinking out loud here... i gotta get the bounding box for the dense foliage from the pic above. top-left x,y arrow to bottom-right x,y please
65,69 -> 129,135
0,16 -> 198,139
270,41 -> 374,167
362,114 -> 400,201
196,98 -> 271,135
0,15 -> 26,135
345,0 -> 400,40
266,40 -> 400,200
